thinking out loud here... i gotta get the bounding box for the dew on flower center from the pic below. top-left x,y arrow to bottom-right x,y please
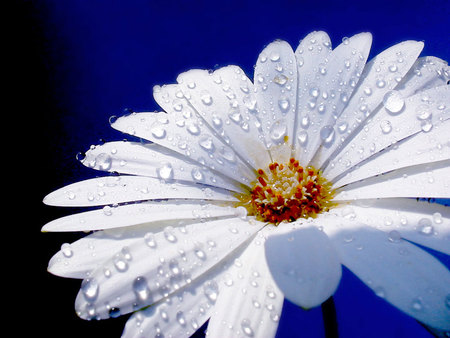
235,158 -> 336,224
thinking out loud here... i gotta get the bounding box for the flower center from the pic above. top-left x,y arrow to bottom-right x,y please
235,158 -> 336,224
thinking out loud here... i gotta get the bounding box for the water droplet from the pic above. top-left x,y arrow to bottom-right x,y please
416,105 -> 432,120
364,87 -> 372,96
417,218 -> 434,235
156,162 -> 174,180
383,91 -> 405,114
411,298 -> 423,311
374,286 -> 386,298
380,120 -> 392,134
151,126 -> 166,139
278,98 -> 290,112
212,115 -> 223,128
388,230 -> 402,243
376,79 -> 386,88
199,136 -> 215,152
176,311 -> 187,326
269,120 -> 287,142
133,276 -> 151,302
114,255 -> 129,272
186,122 -> 201,135
164,226 -> 177,243
432,212 -> 443,224
201,93 -> 213,106
300,115 -> 310,129
204,280 -> 219,303
144,233 -> 157,248
297,131 -> 308,146
81,278 -> 99,301
273,74 -> 288,86
241,319 -> 254,337
61,243 -> 73,258
234,206 -> 248,219
191,168 -> 204,181
109,307 -> 121,318
320,125 -> 335,146
270,52 -> 280,62
96,153 -> 113,170
420,120 -> 433,133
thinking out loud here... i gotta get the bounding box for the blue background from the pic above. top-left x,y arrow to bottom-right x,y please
19,0 -> 449,337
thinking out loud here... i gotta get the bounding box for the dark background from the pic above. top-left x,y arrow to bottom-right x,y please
14,0 -> 449,337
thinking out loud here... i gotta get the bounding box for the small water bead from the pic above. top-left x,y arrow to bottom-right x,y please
420,120 -> 433,133
388,230 -> 402,243
320,125 -> 335,146
411,298 -> 423,311
95,153 -> 113,171
199,136 -> 215,152
269,51 -> 280,62
417,218 -> 434,235
297,131 -> 308,146
163,226 -> 177,243
133,276 -> 151,302
432,212 -> 443,224
186,122 -> 201,135
269,120 -> 287,142
374,286 -> 386,298
113,256 -> 128,272
383,91 -> 405,114
416,105 -> 432,120
201,93 -> 213,106
157,162 -> 174,180
176,311 -> 187,326
300,115 -> 310,129
376,79 -> 386,88
380,120 -> 392,134
144,232 -> 157,248
278,98 -> 290,112
151,126 -> 166,139
273,74 -> 288,86
204,280 -> 219,303
61,243 -> 73,258
81,278 -> 99,301
109,307 -> 121,318
191,168 -> 204,181
241,319 -> 254,337
212,115 -> 223,128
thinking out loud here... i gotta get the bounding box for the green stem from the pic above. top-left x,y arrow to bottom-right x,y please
321,297 -> 339,338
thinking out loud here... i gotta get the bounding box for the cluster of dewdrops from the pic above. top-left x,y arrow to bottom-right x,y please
236,158 -> 336,224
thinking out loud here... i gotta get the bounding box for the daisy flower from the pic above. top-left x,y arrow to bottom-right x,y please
43,31 -> 450,337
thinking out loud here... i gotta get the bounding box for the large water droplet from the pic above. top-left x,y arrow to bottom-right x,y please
273,74 -> 288,86
383,91 -> 405,114
186,122 -> 201,135
241,319 -> 254,337
133,276 -> 151,302
417,218 -> 434,235
380,120 -> 392,134
151,126 -> 166,139
199,136 -> 215,152
81,278 -> 99,301
157,162 -> 174,180
204,280 -> 219,303
96,153 -> 113,170
270,120 -> 287,142
320,125 -> 335,147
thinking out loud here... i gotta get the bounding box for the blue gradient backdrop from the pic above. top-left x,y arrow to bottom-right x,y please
21,0 -> 449,337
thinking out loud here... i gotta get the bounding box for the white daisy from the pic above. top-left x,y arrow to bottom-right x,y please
43,31 -> 450,337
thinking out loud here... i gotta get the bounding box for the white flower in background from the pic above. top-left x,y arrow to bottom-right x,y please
43,31 -> 450,337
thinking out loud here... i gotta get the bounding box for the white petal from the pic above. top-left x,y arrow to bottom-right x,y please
333,198 -> 450,255
254,39 -> 298,163
207,226 -> 283,338
42,201 -> 237,232
122,258 -> 227,338
176,66 -> 271,169
335,159 -> 450,200
264,224 -> 342,309
81,141 -> 243,192
43,175 -> 236,207
325,219 -> 450,330
111,110 -> 255,187
396,56 -> 450,98
293,31 -> 332,156
315,40 -> 424,169
74,217 -> 264,319
325,85 -> 450,181
334,118 -> 450,187
295,32 -> 373,165
48,219 -> 194,278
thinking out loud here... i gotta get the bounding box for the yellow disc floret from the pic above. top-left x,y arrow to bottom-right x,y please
235,158 -> 336,224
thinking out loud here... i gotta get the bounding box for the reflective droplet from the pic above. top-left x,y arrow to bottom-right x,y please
241,319 -> 254,337
297,131 -> 308,146
212,115 -> 223,128
164,226 -> 177,243
157,162 -> 174,180
144,232 -> 157,248
109,307 -> 121,318
376,79 -> 386,88
61,243 -> 73,258
320,125 -> 335,146
151,126 -> 166,139
204,280 -> 219,303
201,93 -> 213,106
81,278 -> 99,301
432,212 -> 443,224
133,276 -> 151,302
191,168 -> 204,181
176,311 -> 186,326
411,298 -> 423,311
380,120 -> 392,134
96,153 -> 113,170
186,122 -> 201,135
269,120 -> 287,142
114,255 -> 129,272
383,91 -> 404,114
273,74 -> 288,86
278,98 -> 290,112
374,286 -> 386,298
417,218 -> 434,235
199,136 -> 215,152
388,230 -> 402,243
420,120 -> 433,133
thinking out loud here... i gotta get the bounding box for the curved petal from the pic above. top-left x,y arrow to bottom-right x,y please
334,118 -> 450,187
254,39 -> 298,163
315,40 -> 424,169
324,85 -> 449,182
297,32 -> 372,166
81,140 -> 243,192
325,219 -> 450,330
74,217 -> 264,319
333,198 -> 450,255
334,159 -> 450,200
42,201 -> 237,232
176,66 -> 271,169
111,109 -> 255,187
207,226 -> 283,337
264,224 -> 342,309
43,175 -> 236,207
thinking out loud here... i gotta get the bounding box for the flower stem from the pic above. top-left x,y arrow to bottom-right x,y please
321,297 -> 339,338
